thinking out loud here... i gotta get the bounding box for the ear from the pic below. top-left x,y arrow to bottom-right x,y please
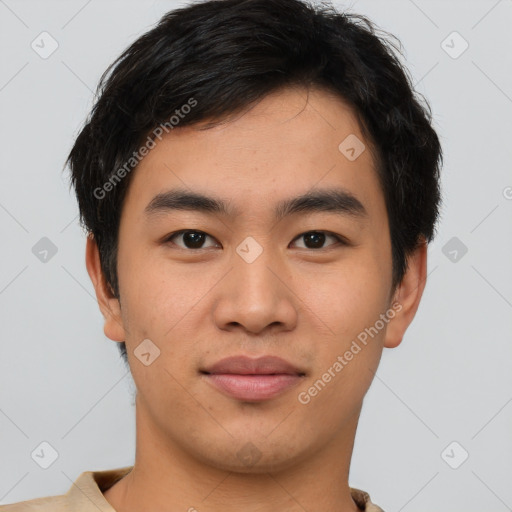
383,237 -> 428,349
85,233 -> 126,343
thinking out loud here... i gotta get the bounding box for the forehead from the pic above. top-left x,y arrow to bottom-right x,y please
121,86 -> 385,222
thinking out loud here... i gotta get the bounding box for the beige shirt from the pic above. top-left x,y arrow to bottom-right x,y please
0,466 -> 385,511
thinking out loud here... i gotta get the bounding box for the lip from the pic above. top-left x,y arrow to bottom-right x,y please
201,355 -> 306,402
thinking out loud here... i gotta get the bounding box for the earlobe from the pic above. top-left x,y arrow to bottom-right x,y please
383,238 -> 428,349
85,233 -> 126,343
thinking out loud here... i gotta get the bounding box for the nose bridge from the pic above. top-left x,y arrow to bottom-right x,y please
232,234 -> 282,297
212,234 -> 297,333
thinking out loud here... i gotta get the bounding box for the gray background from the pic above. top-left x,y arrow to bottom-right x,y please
1,0 -> 511,510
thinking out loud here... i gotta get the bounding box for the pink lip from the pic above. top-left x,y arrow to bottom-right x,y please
201,355 -> 305,402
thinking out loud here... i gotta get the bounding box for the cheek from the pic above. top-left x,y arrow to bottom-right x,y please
118,260 -> 198,406
299,253 -> 391,342
118,253 -> 223,385
299,264 -> 389,426
119,247 -> 201,334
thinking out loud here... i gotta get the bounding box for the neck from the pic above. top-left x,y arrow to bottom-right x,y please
104,398 -> 362,512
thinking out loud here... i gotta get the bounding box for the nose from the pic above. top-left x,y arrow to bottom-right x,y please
212,242 -> 298,335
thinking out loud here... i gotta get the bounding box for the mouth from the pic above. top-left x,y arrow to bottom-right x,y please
200,355 -> 306,402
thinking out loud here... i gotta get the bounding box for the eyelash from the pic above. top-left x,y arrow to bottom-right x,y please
162,230 -> 348,251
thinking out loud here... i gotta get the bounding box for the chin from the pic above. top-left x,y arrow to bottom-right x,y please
192,436 -> 306,475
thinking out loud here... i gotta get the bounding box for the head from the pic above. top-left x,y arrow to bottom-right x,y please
67,0 -> 441,472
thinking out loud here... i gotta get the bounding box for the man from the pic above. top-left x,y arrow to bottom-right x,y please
1,0 -> 442,510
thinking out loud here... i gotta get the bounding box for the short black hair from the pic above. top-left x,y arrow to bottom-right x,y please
66,0 -> 443,365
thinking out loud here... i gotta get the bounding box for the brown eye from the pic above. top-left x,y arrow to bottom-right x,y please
165,230 -> 219,249
291,231 -> 345,249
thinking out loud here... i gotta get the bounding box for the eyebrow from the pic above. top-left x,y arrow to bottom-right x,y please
144,187 -> 368,222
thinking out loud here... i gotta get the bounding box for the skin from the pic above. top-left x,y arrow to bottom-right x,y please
86,86 -> 427,512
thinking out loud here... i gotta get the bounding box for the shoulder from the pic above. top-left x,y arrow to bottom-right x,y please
350,487 -> 386,512
0,494 -> 67,511
0,466 -> 132,512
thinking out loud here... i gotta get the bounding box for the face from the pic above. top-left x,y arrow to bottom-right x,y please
90,86 -> 422,474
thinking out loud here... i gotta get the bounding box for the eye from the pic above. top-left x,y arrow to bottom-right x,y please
290,231 -> 346,250
164,230 -> 220,250
163,229 -> 347,251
